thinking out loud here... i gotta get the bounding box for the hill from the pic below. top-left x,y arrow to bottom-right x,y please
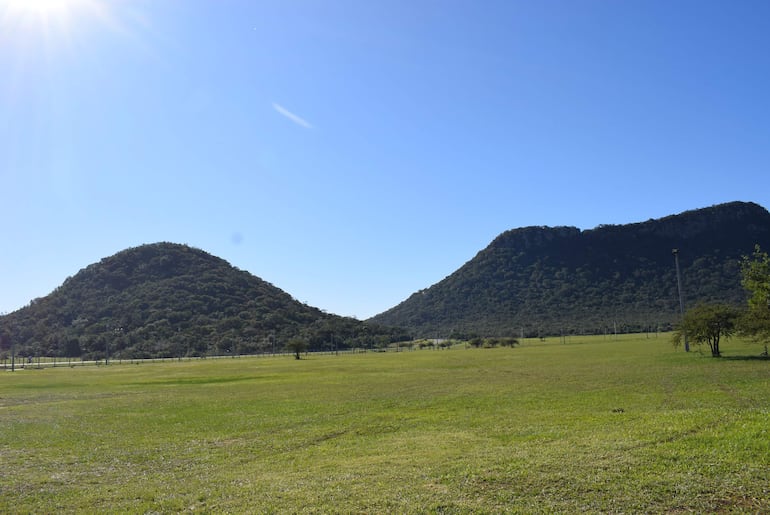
369,201 -> 770,337
0,243 -> 406,359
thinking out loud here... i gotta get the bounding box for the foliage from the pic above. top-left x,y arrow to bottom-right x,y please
1,335 -> 768,513
371,201 -> 770,337
739,244 -> 770,351
286,337 -> 308,359
0,243 -> 409,359
469,336 -> 518,348
673,303 -> 740,357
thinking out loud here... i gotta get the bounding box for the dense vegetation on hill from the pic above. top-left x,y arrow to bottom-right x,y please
0,243 -> 407,359
370,202 -> 770,337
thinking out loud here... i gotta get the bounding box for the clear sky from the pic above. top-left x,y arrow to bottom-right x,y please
2,0 -> 770,319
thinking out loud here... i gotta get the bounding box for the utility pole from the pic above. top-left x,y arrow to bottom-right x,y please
672,248 -> 689,352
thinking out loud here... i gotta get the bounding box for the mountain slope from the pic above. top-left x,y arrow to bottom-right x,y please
369,201 -> 770,337
0,243 -> 405,358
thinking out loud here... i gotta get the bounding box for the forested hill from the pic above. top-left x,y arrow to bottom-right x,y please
369,201 -> 770,338
0,243 -> 406,359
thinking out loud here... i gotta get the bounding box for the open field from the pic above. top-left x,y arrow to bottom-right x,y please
1,334 -> 768,513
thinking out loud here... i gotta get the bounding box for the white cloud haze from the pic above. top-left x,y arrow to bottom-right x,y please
272,102 -> 313,129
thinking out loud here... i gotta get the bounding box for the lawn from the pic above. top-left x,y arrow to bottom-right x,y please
1,334 -> 768,513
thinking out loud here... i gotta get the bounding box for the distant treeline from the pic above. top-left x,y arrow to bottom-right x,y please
0,243 -> 409,360
370,202 -> 770,337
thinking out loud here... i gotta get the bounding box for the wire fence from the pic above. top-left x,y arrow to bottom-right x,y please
0,345 -> 428,371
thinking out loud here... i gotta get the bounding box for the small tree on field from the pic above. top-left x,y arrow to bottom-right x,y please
739,245 -> 770,355
286,337 -> 308,360
673,303 -> 739,357
469,337 -> 483,348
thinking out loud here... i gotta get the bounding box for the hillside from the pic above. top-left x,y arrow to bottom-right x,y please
369,201 -> 770,337
0,243 -> 406,359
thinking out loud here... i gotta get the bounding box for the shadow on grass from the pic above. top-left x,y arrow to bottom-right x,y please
722,355 -> 770,361
141,375 -> 257,386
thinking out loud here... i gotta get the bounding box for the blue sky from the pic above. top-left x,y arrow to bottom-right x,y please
2,0 -> 769,319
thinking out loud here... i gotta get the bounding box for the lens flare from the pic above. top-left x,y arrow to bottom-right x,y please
1,0 -> 117,49
5,0 -> 74,15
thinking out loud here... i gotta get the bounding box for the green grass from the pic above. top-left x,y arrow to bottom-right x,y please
1,335 -> 768,513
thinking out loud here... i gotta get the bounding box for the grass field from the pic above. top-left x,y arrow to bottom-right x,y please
1,334 -> 768,513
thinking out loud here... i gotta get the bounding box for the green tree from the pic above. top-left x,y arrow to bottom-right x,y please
673,303 -> 739,357
469,337 -> 483,348
285,337 -> 308,360
739,245 -> 770,354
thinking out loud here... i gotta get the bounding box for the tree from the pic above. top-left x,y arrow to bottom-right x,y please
285,337 -> 308,360
739,245 -> 770,354
673,303 -> 739,357
0,333 -> 12,371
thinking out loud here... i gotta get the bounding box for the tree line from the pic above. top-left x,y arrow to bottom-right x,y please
371,202 -> 770,337
0,243 -> 411,361
673,245 -> 770,357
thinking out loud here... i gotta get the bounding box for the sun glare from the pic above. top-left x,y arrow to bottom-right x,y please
1,0 -> 114,45
5,0 -> 74,14
1,0 -> 127,93
1,0 -> 101,28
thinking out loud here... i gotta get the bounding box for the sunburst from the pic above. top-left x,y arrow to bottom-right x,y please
1,0 -> 124,56
3,0 -> 83,18
1,0 -> 135,108
1,0 -> 111,35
